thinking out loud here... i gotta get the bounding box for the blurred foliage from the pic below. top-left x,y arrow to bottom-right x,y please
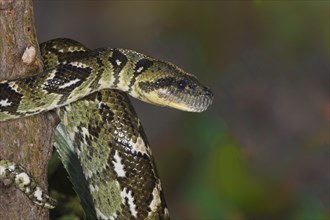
39,1 -> 329,219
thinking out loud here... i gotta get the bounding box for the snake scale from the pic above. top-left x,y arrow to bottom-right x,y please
0,38 -> 213,219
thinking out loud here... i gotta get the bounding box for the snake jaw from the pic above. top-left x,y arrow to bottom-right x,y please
136,86 -> 213,112
158,87 -> 213,112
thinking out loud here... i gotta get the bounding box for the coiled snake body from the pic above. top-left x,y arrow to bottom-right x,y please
0,39 -> 213,219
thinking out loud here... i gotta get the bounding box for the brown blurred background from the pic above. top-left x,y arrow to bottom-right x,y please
34,1 -> 329,219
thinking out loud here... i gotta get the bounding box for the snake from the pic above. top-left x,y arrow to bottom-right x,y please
0,38 -> 213,219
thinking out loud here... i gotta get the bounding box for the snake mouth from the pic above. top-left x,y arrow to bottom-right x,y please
156,87 -> 214,112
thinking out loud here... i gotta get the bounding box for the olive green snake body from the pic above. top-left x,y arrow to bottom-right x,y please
0,38 -> 213,219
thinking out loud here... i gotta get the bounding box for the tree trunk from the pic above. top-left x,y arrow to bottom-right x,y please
0,0 -> 58,219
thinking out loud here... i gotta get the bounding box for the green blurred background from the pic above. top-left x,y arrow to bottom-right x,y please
35,1 -> 329,220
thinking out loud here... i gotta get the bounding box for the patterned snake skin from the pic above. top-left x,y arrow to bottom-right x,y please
0,39 -> 213,219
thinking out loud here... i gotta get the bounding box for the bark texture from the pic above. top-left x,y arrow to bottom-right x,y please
0,0 -> 58,219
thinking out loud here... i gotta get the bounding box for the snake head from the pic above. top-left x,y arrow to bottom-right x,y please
132,59 -> 213,112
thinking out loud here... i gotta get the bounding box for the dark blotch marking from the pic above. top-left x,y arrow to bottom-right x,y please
107,135 -> 158,219
73,125 -> 84,151
0,83 -> 23,115
89,57 -> 105,90
40,39 -> 91,69
98,103 -> 114,123
96,57 -> 104,68
108,49 -> 128,86
134,59 -> 153,73
139,77 -> 175,93
43,64 -> 92,105
43,64 -> 92,94
127,58 -> 154,92
155,77 -> 175,88
88,124 -> 101,138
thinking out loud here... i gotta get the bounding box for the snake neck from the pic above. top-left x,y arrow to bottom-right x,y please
96,48 -> 136,93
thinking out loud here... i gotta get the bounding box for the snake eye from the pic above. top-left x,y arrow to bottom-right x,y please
177,80 -> 187,90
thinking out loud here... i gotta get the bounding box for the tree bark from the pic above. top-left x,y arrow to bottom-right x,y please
0,0 -> 58,219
